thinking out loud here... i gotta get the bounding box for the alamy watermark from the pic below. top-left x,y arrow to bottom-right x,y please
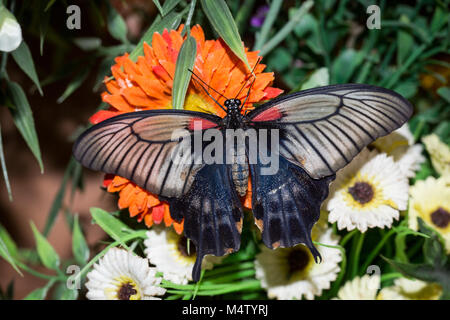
170,121 -> 280,175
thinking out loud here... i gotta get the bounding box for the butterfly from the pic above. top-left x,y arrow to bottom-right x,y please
73,77 -> 412,282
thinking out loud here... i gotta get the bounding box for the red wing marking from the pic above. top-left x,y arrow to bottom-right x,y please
251,106 -> 283,122
188,118 -> 219,130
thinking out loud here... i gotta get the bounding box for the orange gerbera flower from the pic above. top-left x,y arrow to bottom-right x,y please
92,25 -> 282,234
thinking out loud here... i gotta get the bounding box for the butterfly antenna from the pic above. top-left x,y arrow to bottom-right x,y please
189,71 -> 227,112
234,57 -> 261,101
188,69 -> 229,101
240,77 -> 256,113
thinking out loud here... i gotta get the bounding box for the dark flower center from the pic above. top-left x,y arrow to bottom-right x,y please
348,182 -> 374,204
118,282 -> 137,300
430,207 -> 450,229
287,248 -> 310,274
178,236 -> 196,257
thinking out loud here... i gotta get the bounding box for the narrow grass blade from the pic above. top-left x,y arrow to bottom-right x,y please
30,222 -> 60,270
200,0 -> 252,73
11,42 -> 43,95
6,81 -> 44,173
0,125 -> 12,201
259,0 -> 314,56
172,35 -> 196,109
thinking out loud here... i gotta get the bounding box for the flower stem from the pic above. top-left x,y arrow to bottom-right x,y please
360,229 -> 396,274
15,260 -> 62,281
203,261 -> 254,278
340,229 -> 358,247
380,272 -> 402,283
165,280 -> 261,296
350,232 -> 365,278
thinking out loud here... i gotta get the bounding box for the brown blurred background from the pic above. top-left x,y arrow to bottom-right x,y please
0,0 -> 157,299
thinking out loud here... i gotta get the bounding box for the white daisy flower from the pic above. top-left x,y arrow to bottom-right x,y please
254,226 -> 341,300
335,274 -> 380,300
377,278 -> 442,300
371,124 -> 425,178
326,148 -> 409,232
144,227 -> 223,284
422,134 -> 450,176
85,247 -> 166,300
408,175 -> 450,253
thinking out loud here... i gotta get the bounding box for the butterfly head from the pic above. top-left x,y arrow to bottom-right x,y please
224,99 -> 242,114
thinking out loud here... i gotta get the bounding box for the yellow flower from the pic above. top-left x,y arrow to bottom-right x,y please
377,278 -> 442,300
422,134 -> 450,176
408,175 -> 450,253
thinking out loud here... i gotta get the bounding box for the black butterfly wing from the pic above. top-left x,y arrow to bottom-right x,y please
164,162 -> 243,282
73,110 -> 222,198
74,110 -> 242,281
248,129 -> 335,259
247,84 -> 413,179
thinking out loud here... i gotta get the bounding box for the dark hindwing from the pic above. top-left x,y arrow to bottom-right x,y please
249,133 -> 335,260
164,163 -> 243,281
72,110 -> 222,198
248,84 -> 413,179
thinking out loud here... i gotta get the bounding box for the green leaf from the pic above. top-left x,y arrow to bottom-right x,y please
44,0 -> 56,11
0,232 -> 21,275
0,125 -> 12,201
430,6 -> 448,34
437,87 -> 450,104
267,47 -> 292,72
6,81 -> 44,173
57,67 -> 90,103
72,215 -> 89,265
0,224 -> 18,258
152,0 -> 164,15
90,207 -> 132,243
129,11 -> 184,62
11,42 -> 43,95
52,282 -> 78,300
301,68 -> 330,90
331,49 -> 364,83
60,287 -> 79,300
73,37 -> 102,51
107,4 -> 128,43
30,222 -> 60,270
382,257 -> 438,283
200,0 -> 252,73
397,16 -> 414,66
419,219 -> 447,267
162,0 -> 182,16
43,158 -> 76,236
23,281 -> 54,300
253,0 -> 282,51
259,1 -> 314,57
172,36 -> 196,109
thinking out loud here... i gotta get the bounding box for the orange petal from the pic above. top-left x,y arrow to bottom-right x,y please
264,87 -> 284,100
122,86 -> 154,107
102,93 -> 134,112
118,184 -> 137,209
173,220 -> 184,234
152,32 -> 169,63
163,204 -> 173,227
89,110 -> 121,124
144,213 -> 154,227
147,193 -> 160,207
152,204 -> 165,224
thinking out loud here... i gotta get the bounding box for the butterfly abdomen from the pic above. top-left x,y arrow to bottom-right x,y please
231,145 -> 248,196
232,162 -> 249,196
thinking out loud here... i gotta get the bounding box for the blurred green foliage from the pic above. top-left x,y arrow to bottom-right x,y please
0,0 -> 449,300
